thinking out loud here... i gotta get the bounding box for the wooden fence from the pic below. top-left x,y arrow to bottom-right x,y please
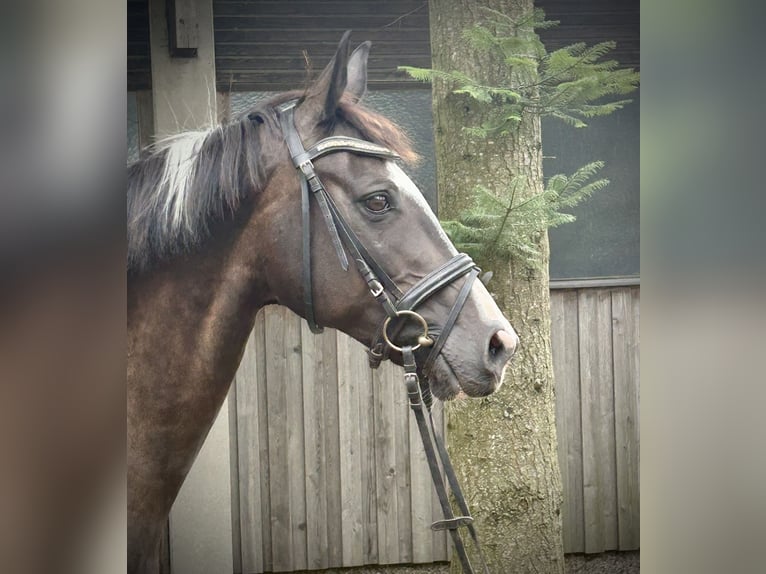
231,306 -> 449,573
551,286 -> 640,553
169,285 -> 639,573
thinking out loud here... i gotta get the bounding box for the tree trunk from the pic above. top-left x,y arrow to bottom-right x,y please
428,1 -> 565,572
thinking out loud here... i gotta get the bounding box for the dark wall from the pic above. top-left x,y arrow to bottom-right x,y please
537,0 -> 639,279
127,0 -> 431,91
543,95 -> 640,280
128,0 -> 151,90
127,0 -> 639,280
536,0 -> 639,70
213,0 -> 431,90
128,1 -> 638,92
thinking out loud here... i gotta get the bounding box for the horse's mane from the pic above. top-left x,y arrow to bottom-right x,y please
127,92 -> 417,273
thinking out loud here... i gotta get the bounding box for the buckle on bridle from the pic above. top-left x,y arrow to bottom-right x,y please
369,280 -> 384,298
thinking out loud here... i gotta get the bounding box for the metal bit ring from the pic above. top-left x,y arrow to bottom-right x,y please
382,310 -> 433,352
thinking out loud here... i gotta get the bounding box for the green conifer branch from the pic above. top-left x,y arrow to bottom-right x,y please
401,6 -> 638,266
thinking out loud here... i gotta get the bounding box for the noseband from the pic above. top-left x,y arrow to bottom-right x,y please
276,100 -> 490,574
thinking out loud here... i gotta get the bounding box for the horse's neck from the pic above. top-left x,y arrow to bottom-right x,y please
128,218 -> 268,390
127,211 -> 270,526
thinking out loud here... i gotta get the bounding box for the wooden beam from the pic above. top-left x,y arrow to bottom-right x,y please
135,90 -> 154,154
167,0 -> 199,57
149,0 -> 217,136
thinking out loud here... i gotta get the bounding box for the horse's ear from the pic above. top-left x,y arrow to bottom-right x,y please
346,41 -> 371,103
311,30 -> 352,121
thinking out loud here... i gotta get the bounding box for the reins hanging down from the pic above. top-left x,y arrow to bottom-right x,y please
276,98 -> 490,574
402,345 -> 491,574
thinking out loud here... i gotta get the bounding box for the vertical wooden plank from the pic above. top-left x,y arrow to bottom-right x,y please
322,329 -> 343,567
135,90 -> 154,154
300,321 -> 332,569
228,381 -> 241,574
612,288 -> 640,550
373,360 -> 399,564
300,320 -> 327,569
337,331 -> 365,566
357,343 -> 379,564
430,402 -> 449,561
236,324 -> 264,573
391,362 -> 413,563
216,91 -> 231,124
284,310 -> 307,570
254,311 -> 272,572
578,289 -> 618,553
409,389 -> 434,563
265,307 -> 293,571
551,290 -> 585,553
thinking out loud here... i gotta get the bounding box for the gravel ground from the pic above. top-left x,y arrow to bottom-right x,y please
566,551 -> 640,574
286,551 -> 639,574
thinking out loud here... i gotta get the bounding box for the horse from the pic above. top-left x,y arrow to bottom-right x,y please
127,32 -> 519,574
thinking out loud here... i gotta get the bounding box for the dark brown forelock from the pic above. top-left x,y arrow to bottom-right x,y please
337,97 -> 420,165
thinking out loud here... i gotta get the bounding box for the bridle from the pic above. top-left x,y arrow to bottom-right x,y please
275,99 -> 482,372
276,99 -> 490,574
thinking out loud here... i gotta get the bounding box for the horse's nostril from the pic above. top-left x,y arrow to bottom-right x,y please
488,330 -> 517,364
489,333 -> 503,357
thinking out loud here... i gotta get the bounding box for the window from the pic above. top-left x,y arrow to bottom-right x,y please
544,94 -> 640,282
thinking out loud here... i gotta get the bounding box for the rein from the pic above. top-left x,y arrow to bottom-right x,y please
276,100 -> 490,574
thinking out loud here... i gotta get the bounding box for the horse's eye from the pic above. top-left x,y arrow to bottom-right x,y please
365,193 -> 391,214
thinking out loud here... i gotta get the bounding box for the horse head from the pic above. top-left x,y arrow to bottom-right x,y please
252,33 -> 519,400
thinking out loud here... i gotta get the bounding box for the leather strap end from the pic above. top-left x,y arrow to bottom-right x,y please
307,323 -> 324,334
367,345 -> 384,369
